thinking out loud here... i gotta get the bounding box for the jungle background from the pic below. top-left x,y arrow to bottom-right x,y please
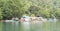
0,0 -> 60,20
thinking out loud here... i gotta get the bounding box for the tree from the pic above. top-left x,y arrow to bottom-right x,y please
0,8 -> 2,20
1,0 -> 31,19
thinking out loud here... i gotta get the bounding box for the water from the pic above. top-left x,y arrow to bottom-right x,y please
0,22 -> 2,31
0,21 -> 60,31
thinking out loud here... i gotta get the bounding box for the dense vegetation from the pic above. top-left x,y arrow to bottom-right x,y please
0,0 -> 60,20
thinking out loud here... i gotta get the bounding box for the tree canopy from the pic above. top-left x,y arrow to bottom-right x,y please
0,0 -> 60,20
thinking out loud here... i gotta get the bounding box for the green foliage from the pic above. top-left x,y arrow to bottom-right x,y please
30,14 -> 35,17
0,8 -> 2,20
0,0 -> 60,19
0,0 -> 32,19
39,10 -> 50,18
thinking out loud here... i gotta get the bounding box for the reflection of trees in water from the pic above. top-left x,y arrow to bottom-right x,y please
2,22 -> 21,31
2,22 -> 46,31
21,22 -> 31,31
2,21 -> 60,31
3,22 -> 13,31
31,22 -> 43,31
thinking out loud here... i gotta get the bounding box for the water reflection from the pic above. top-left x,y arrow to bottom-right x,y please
2,21 -> 60,31
2,22 -> 45,31
3,22 -> 20,31
21,22 -> 31,31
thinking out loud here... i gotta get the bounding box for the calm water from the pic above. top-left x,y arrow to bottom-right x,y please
0,21 -> 60,31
